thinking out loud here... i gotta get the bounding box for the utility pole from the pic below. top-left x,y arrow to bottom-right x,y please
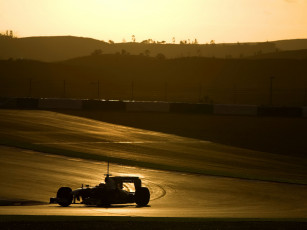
269,77 -> 275,105
304,88 -> 307,106
28,79 -> 32,97
90,81 -> 100,99
97,80 -> 100,99
131,81 -> 134,101
63,80 -> 66,98
164,81 -> 168,101
233,84 -> 237,104
199,83 -> 202,102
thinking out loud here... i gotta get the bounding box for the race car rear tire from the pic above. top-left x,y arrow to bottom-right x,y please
135,187 -> 150,206
56,187 -> 73,207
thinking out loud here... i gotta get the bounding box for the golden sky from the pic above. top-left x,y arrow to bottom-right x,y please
1,0 -> 306,43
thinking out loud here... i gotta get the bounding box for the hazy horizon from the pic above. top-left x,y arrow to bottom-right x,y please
4,34 -> 307,45
1,0 -> 307,44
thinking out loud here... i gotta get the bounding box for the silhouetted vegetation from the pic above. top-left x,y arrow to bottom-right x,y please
0,30 -> 16,39
2,36 -> 306,62
91,49 -> 103,56
156,53 -> 166,60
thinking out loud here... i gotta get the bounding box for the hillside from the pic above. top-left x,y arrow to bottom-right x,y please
0,36 -> 105,62
250,49 -> 307,60
274,39 -> 307,51
1,55 -> 307,105
1,36 -> 307,62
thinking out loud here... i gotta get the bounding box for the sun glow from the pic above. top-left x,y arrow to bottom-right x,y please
1,0 -> 307,43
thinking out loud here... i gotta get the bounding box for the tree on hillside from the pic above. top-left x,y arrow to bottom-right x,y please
132,35 -> 136,42
108,40 -> 115,44
141,39 -> 149,44
141,39 -> 156,44
0,30 -> 16,39
179,38 -> 199,45
196,49 -> 202,56
144,49 -> 150,56
180,40 -> 187,44
156,53 -> 166,60
172,37 -> 176,44
121,49 -> 130,55
91,49 -> 102,56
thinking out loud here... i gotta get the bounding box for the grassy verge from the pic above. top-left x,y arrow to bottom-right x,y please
1,215 -> 307,230
60,110 -> 307,157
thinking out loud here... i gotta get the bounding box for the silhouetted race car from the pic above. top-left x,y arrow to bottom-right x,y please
50,164 -> 150,207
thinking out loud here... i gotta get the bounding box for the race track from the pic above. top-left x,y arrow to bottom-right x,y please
0,110 -> 307,218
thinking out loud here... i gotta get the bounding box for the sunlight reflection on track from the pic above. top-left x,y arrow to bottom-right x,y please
143,180 -> 167,201
33,140 -> 210,145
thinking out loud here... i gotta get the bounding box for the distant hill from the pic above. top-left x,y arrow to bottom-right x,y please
274,39 -> 307,51
2,35 -> 307,62
250,49 -> 307,60
0,36 -> 105,62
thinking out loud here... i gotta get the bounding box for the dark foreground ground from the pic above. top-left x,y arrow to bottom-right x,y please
60,110 -> 307,157
1,216 -> 307,230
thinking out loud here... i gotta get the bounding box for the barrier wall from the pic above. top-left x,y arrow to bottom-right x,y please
257,106 -> 302,117
213,104 -> 258,116
83,100 -> 126,111
1,97 -> 306,118
38,98 -> 82,110
16,98 -> 39,109
169,103 -> 213,113
126,101 -> 170,112
0,98 -> 17,108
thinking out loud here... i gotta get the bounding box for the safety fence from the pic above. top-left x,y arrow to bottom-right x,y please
0,97 -> 306,117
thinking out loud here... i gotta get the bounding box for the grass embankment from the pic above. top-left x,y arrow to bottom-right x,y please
1,216 -> 307,230
60,110 -> 307,157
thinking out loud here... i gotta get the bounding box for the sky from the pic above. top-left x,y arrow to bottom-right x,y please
0,0 -> 307,44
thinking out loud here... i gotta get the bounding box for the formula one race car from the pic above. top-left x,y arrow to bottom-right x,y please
50,163 -> 150,207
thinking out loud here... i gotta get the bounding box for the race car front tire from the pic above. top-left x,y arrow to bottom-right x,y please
56,187 -> 73,207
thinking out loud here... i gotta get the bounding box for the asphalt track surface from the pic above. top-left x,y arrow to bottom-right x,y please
0,110 -> 307,218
